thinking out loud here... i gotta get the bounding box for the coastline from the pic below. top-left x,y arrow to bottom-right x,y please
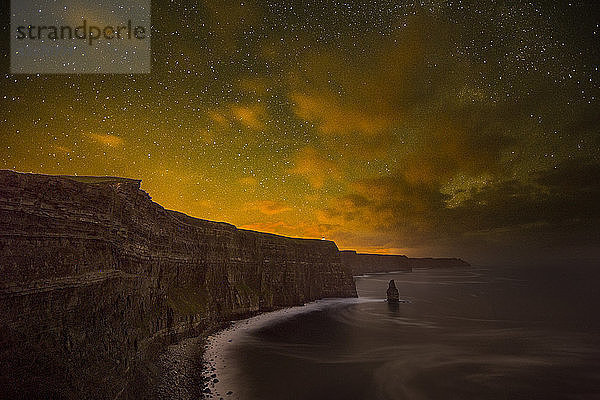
159,266 -> 600,400
193,298 -> 372,399
153,270 -> 426,399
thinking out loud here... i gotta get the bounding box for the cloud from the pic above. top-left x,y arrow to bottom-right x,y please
231,104 -> 266,130
321,175 -> 446,240
207,111 -> 229,126
286,18 -> 448,136
88,133 -> 124,147
245,200 -> 292,215
239,220 -> 323,238
238,176 -> 258,187
289,147 -> 340,188
206,104 -> 267,131
229,15 -> 597,263
290,92 -> 390,135
285,17 -> 513,186
314,157 -> 600,262
54,145 -> 71,153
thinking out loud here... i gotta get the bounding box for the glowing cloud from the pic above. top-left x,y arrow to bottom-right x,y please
88,133 -> 124,147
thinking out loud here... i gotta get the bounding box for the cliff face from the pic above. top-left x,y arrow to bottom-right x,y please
340,251 -> 412,274
341,250 -> 469,275
406,257 -> 471,269
0,171 -> 356,399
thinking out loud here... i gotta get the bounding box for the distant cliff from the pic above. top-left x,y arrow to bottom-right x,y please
340,250 -> 469,275
0,171 -> 356,399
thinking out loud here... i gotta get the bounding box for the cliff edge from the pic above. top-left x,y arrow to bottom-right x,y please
0,170 -> 356,399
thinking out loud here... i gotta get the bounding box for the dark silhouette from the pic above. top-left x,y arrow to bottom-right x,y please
386,279 -> 399,303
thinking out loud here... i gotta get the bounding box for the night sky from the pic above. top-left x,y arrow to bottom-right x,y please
2,0 -> 599,265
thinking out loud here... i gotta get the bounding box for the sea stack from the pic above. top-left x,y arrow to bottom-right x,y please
386,280 -> 399,303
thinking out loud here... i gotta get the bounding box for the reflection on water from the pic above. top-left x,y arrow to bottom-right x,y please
229,266 -> 600,399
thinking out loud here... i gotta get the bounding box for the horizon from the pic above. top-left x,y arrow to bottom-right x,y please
0,168 -> 453,258
2,168 -> 598,268
2,1 -> 599,267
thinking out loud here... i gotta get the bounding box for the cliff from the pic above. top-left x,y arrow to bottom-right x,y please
340,250 -> 469,275
406,257 -> 471,269
340,251 -> 412,274
0,170 -> 356,399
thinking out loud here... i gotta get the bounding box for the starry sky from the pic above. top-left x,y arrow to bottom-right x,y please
1,0 -> 599,265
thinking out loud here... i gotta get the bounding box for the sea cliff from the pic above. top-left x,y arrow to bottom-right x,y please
0,170 -> 356,399
340,250 -> 469,275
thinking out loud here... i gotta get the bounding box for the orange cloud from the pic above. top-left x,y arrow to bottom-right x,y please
231,104 -> 266,130
285,25 -> 430,137
54,145 -> 71,153
317,194 -> 395,231
290,147 -> 340,188
240,220 -> 324,239
245,200 -> 292,215
291,92 -> 390,135
240,221 -> 287,232
238,176 -> 258,187
207,111 -> 228,126
89,133 -> 124,147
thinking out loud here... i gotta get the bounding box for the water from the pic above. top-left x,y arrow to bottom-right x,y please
219,266 -> 600,399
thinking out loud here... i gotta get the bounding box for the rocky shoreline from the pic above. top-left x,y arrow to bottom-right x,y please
153,336 -> 207,399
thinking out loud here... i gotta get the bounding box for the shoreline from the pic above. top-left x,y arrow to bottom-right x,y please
152,271 -> 417,399
154,269 -> 447,399
199,298 -> 372,399
147,299 -> 366,399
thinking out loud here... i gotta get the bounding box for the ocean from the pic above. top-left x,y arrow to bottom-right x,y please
203,265 -> 600,399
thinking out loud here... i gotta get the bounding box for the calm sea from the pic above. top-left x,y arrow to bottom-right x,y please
224,265 -> 600,399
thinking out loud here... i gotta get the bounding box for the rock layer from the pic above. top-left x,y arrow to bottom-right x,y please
0,170 -> 356,399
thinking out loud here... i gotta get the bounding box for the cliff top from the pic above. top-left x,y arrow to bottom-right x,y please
0,169 -> 141,186
61,175 -> 141,185
340,250 -> 409,259
0,169 -> 338,248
